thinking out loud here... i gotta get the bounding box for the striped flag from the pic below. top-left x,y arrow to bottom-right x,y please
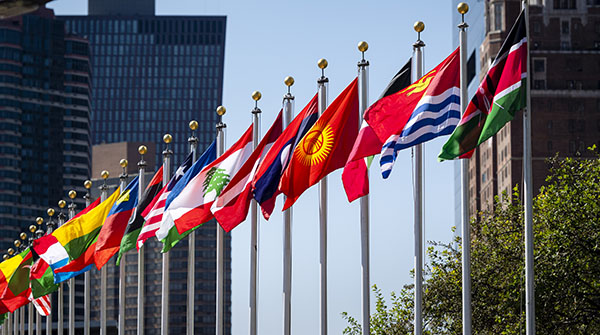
136,153 -> 194,249
364,48 -> 461,178
29,293 -> 51,316
439,11 -> 527,161
342,59 -> 412,202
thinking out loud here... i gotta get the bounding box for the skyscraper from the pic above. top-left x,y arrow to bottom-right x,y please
59,1 -> 230,333
461,0 -> 600,216
0,6 -> 91,260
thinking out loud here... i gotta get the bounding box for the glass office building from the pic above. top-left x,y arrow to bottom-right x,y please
60,1 -> 230,333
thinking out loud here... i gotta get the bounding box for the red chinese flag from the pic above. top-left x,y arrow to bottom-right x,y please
279,78 -> 359,210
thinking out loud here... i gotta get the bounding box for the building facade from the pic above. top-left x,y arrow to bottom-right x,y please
0,5 -> 92,328
464,0 -> 600,216
59,1 -> 230,333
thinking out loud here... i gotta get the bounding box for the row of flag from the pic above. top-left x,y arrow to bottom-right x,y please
0,10 -> 526,326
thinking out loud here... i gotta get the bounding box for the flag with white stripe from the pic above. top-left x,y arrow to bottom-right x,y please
29,293 -> 51,316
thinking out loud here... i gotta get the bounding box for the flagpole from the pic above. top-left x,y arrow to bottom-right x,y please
57,200 -> 66,335
457,4 -> 471,335
45,209 -> 56,335
412,22 -> 425,335
522,1 -> 534,334
33,218 -> 44,335
136,147 -> 148,335
161,135 -> 173,335
317,58 -> 329,335
7,309 -> 12,335
118,161 -> 129,335
82,180 -> 92,335
249,91 -> 262,335
281,77 -> 295,335
13,308 -> 17,335
99,171 -> 110,335
19,308 -> 24,335
187,121 -> 199,335
215,106 -> 227,335
28,293 -> 33,335
67,191 -> 77,335
357,41 -> 371,335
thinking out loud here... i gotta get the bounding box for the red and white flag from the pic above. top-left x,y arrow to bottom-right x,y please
29,293 -> 51,316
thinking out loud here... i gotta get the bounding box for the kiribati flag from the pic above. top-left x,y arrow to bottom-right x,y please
252,94 -> 318,219
364,48 -> 461,178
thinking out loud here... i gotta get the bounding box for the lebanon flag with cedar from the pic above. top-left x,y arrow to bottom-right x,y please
279,78 -> 359,210
212,111 -> 283,232
342,59 -> 412,202
172,125 -> 254,234
439,10 -> 527,161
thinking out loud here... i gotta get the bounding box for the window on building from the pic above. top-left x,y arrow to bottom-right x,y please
534,80 -> 546,89
494,3 -> 503,31
534,59 -> 545,72
561,21 -> 570,34
467,51 -> 476,85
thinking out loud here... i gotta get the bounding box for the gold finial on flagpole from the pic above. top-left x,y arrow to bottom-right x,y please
120,159 -> 128,168
36,217 -> 43,225
163,134 -> 172,144
47,208 -> 55,217
84,180 -> 92,189
29,225 -> 37,233
216,106 -> 226,116
58,200 -> 66,209
189,120 -> 198,131
138,145 -> 147,156
69,190 -> 77,199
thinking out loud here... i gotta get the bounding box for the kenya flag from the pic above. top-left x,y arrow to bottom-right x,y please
439,10 -> 527,161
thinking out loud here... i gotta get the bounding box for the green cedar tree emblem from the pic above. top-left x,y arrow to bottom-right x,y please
202,167 -> 230,197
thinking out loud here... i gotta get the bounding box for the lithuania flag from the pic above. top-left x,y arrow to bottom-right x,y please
52,188 -> 120,282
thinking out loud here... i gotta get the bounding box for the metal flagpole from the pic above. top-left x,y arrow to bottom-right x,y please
161,135 -> 173,335
357,41 -> 371,335
522,1 -> 534,334
20,306 -> 24,335
281,76 -> 294,335
215,106 -> 227,335
32,218 -> 44,335
57,200 -> 66,335
13,308 -> 17,335
412,22 -> 425,335
249,91 -> 262,335
187,121 -> 199,335
45,209 -> 56,335
28,297 -> 33,335
67,191 -> 77,335
7,309 -> 12,335
136,147 -> 147,335
316,58 -> 329,335
83,180 -> 92,335
118,161 -> 129,335
99,171 -> 110,335
456,4 -> 471,335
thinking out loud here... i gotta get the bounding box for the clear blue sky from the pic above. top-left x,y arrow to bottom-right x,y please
49,0 -> 459,333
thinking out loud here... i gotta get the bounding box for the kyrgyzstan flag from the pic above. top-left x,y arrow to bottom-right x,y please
279,78 -> 359,210
212,111 -> 283,232
94,176 -> 139,269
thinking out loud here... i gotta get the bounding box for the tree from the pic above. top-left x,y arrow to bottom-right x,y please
343,149 -> 600,334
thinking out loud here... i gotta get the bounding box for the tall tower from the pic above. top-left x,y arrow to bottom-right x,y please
59,2 -> 230,334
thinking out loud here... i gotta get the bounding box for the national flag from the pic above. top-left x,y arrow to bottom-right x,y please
32,197 -> 102,277
29,257 -> 58,299
49,188 -> 121,283
252,94 -> 319,219
29,293 -> 51,316
279,78 -> 359,210
136,153 -> 194,249
1,248 -> 33,312
212,112 -> 283,231
365,48 -> 461,178
116,166 -> 163,265
94,176 -> 140,269
172,125 -> 254,234
156,141 -> 216,252
439,11 -> 527,161
342,59 -> 412,201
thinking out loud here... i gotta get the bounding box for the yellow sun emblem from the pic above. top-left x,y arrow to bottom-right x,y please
294,121 -> 334,166
401,70 -> 437,97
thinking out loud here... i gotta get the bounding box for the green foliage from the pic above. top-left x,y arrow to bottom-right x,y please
343,149 -> 600,334
202,167 -> 230,197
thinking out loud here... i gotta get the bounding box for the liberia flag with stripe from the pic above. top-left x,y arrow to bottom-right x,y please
136,153 -> 193,249
29,292 -> 51,316
439,10 -> 527,161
